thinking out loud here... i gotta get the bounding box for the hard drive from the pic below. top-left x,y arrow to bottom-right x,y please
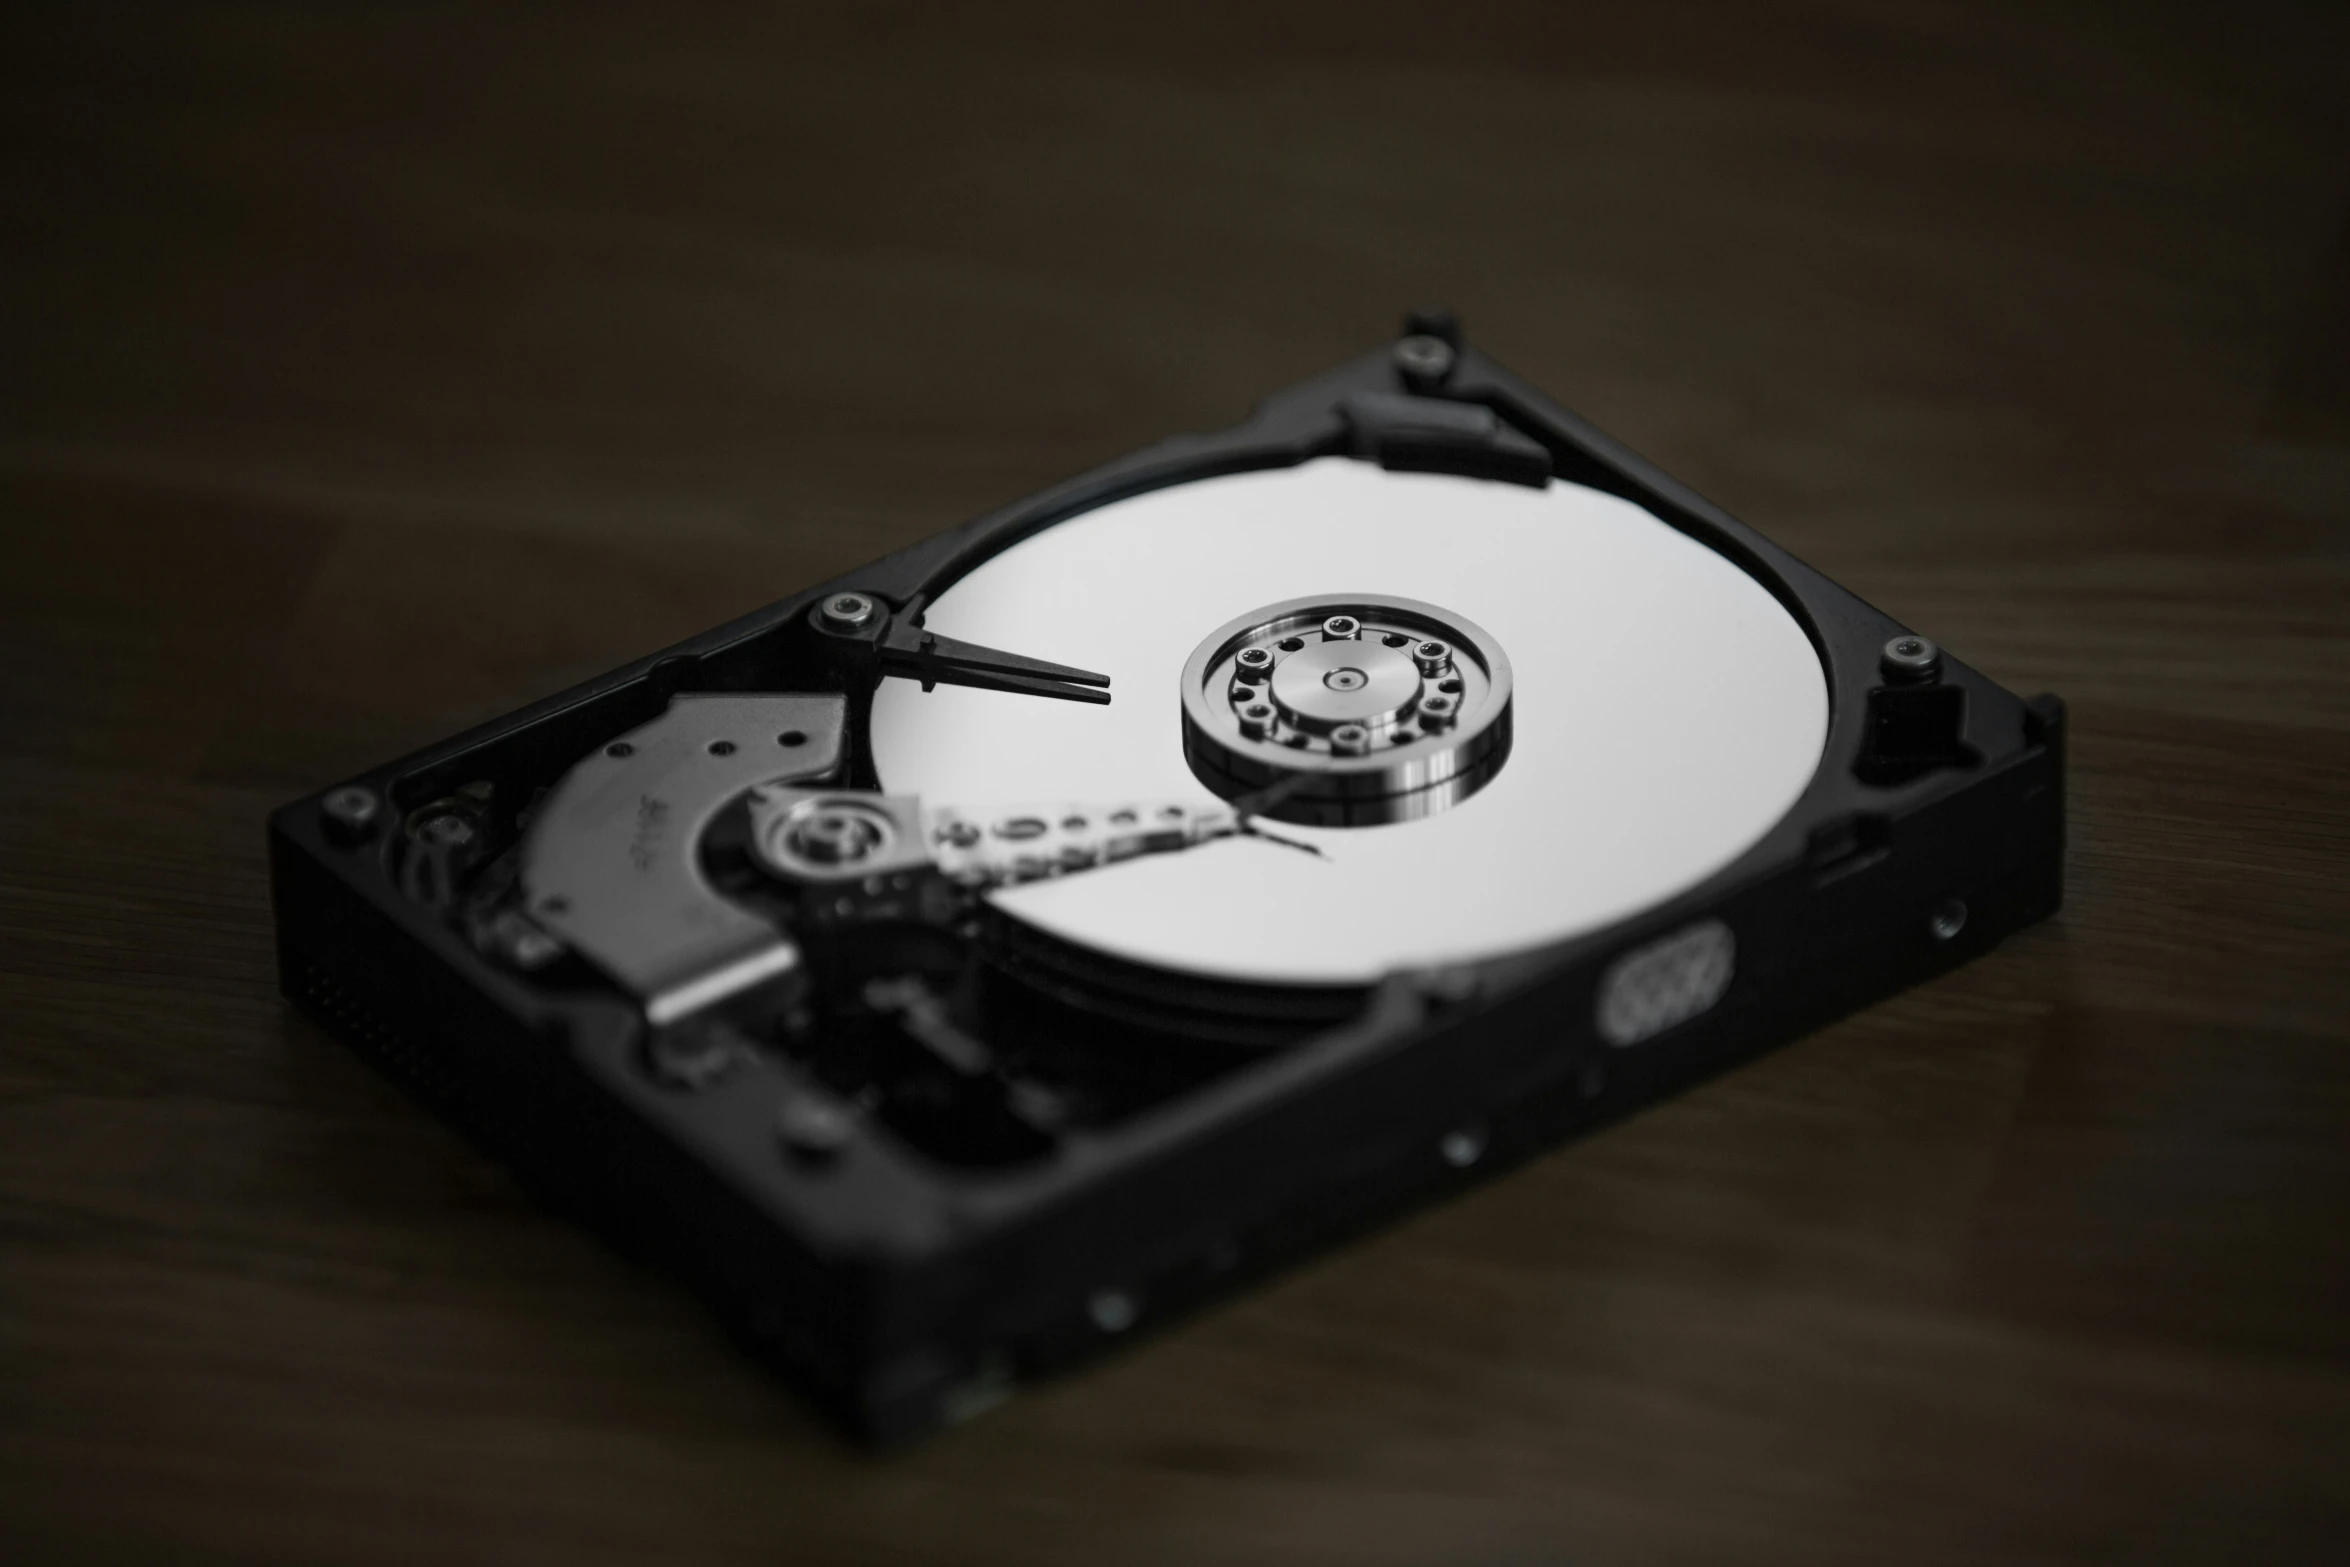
268,315 -> 2065,1443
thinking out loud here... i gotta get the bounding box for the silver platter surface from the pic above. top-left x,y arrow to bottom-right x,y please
869,458 -> 1828,986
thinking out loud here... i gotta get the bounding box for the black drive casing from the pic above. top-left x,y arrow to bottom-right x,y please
269,325 -> 2064,1443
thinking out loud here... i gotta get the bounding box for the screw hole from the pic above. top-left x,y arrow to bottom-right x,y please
1383,632 -> 1410,647
777,730 -> 806,747
1088,1290 -> 1138,1334
1277,636 -> 1304,653
708,739 -> 736,756
606,741 -> 634,758
1439,1126 -> 1486,1167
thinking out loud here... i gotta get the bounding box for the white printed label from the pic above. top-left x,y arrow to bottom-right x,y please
1595,920 -> 1736,1047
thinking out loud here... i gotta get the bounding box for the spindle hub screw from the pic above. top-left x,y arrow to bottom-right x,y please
321,785 -> 382,843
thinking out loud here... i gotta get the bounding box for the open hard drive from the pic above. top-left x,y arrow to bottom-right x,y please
270,316 -> 2065,1443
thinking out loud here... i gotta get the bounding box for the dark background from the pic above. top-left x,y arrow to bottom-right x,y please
4,3 -> 2347,1562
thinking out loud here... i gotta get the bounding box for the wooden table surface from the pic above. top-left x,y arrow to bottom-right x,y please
5,4 -> 2347,1562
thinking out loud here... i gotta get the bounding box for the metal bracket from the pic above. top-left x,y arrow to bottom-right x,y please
520,694 -> 846,1025
1340,391 -> 1552,488
808,590 -> 1113,704
747,789 -> 1244,895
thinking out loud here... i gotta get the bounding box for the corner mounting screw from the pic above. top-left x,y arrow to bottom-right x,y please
321,785 -> 382,844
814,591 -> 880,635
1880,634 -> 1943,684
1393,333 -> 1456,386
